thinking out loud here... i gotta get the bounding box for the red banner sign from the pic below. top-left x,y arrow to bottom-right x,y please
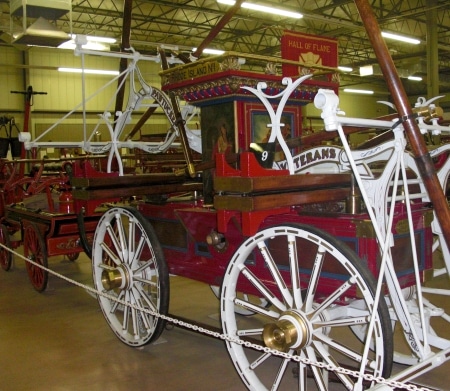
281,31 -> 338,77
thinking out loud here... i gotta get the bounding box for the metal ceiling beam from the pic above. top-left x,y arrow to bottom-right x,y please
3,0 -> 450,96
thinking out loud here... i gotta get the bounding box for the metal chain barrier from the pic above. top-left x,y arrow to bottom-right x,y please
1,243 -> 433,391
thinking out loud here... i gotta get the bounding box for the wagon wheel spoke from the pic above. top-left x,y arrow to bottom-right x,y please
296,351 -> 309,391
258,240 -> 293,308
221,223 -> 393,390
304,347 -> 327,391
287,233 -> 302,311
92,206 -> 169,347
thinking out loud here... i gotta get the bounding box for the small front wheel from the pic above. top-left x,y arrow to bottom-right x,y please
92,207 -> 169,347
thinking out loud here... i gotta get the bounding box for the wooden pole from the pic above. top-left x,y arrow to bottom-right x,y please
114,0 -> 133,121
159,49 -> 196,177
192,0 -> 244,58
354,0 -> 450,248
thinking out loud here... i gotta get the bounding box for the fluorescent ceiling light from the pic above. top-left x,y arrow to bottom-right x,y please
408,75 -> 422,81
59,34 -> 116,50
59,41 -> 110,50
58,67 -> 120,76
69,34 -> 116,44
338,66 -> 353,72
381,31 -> 420,45
193,47 -> 225,55
217,0 -> 303,19
343,88 -> 374,95
359,65 -> 373,76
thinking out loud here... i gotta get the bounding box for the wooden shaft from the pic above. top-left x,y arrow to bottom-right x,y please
159,49 -> 196,177
354,0 -> 450,248
192,0 -> 245,58
114,0 -> 133,121
125,105 -> 157,140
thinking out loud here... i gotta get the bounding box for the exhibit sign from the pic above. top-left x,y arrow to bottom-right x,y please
281,31 -> 338,77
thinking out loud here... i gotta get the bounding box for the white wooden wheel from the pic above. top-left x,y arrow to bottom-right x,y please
220,223 -> 393,390
92,206 -> 169,347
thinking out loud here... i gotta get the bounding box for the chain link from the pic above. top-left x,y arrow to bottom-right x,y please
1,243 -> 434,391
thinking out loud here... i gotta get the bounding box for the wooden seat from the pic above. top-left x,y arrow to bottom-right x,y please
214,173 -> 352,212
71,172 -> 202,201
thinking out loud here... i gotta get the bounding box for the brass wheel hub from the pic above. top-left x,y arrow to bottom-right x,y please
262,310 -> 312,352
101,264 -> 131,291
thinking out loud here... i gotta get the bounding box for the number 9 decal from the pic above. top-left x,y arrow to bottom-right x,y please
261,150 -> 268,161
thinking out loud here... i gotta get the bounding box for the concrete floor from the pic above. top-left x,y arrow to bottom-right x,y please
1,251 -> 449,390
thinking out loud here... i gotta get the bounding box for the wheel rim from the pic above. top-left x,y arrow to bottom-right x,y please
0,224 -> 12,271
221,224 -> 393,390
24,223 -> 48,292
92,207 -> 169,347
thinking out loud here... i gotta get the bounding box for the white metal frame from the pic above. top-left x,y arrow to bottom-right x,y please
246,77 -> 450,387
309,87 -> 450,386
19,41 -> 201,175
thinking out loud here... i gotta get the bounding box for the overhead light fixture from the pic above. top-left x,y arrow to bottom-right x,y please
59,34 -> 116,50
338,66 -> 353,72
193,47 -> 225,55
408,75 -> 423,81
70,34 -> 116,44
359,65 -> 374,76
58,67 -> 120,76
343,88 -> 374,95
381,32 -> 420,45
59,41 -> 109,50
217,0 -> 303,19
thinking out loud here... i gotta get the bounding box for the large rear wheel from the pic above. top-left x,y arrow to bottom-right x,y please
221,223 -> 393,390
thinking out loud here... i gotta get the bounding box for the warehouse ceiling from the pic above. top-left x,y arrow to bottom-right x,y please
1,0 -> 450,96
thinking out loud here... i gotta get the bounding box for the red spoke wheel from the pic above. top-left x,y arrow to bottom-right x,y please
24,223 -> 48,292
0,224 -> 13,271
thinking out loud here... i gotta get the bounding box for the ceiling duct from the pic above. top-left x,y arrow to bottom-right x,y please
12,16 -> 69,46
10,0 -> 71,47
360,62 -> 428,79
10,0 -> 70,19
